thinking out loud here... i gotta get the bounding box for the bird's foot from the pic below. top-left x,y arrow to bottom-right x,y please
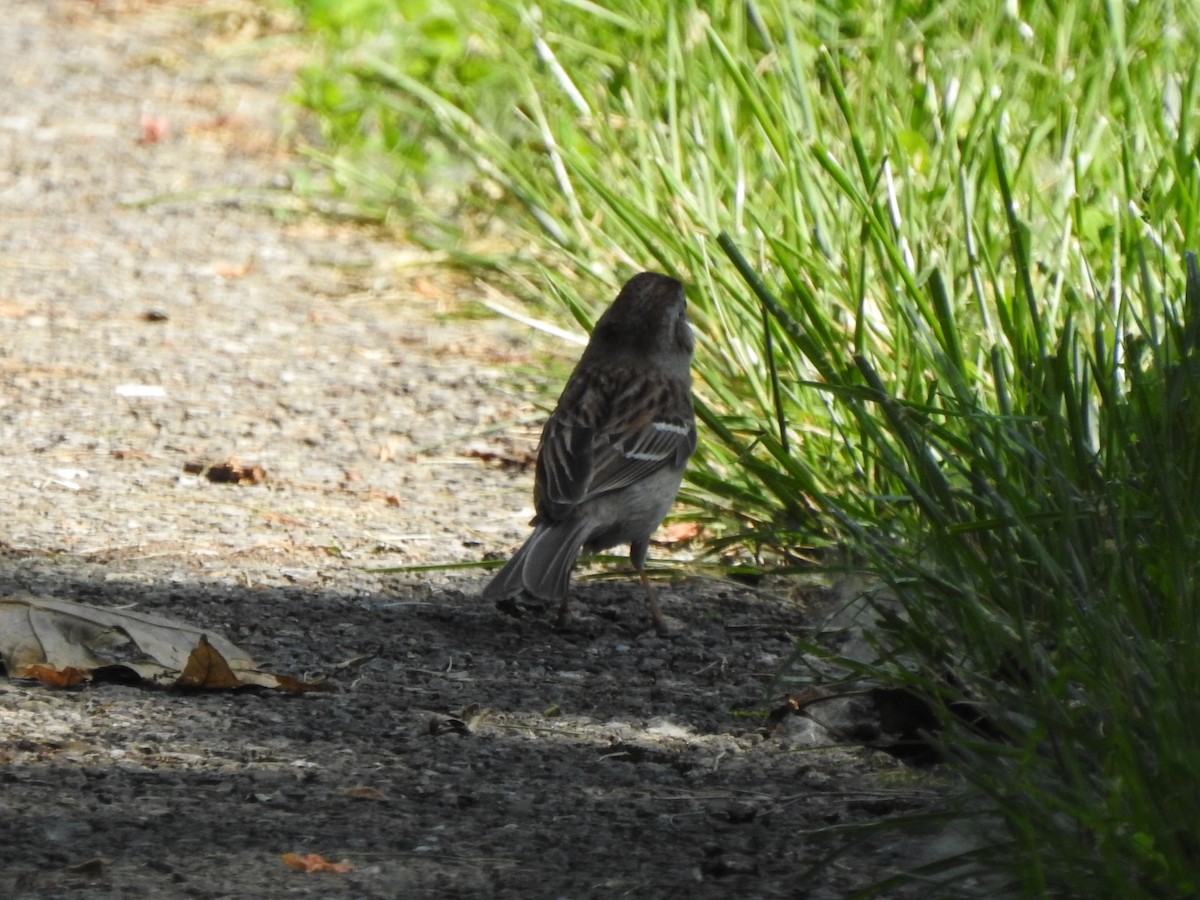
650,609 -> 670,637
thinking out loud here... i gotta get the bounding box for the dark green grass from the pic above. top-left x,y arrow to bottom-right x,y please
286,0 -> 1200,893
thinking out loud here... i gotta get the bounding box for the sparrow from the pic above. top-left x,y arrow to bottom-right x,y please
484,271 -> 697,634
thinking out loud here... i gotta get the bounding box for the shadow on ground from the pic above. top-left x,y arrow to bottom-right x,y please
0,548 -> 943,899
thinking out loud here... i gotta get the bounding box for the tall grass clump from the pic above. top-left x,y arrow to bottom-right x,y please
289,0 -> 1200,893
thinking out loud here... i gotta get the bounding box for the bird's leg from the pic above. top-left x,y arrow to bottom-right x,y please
639,570 -> 667,636
556,596 -> 571,629
631,538 -> 667,635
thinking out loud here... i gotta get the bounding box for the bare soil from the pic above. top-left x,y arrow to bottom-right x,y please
0,3 -> 952,897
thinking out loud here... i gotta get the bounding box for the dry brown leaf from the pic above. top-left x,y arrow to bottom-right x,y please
183,459 -> 267,485
0,595 -> 323,692
362,489 -> 401,507
340,785 -> 388,801
177,635 -> 243,690
270,673 -> 323,694
280,853 -> 353,874
24,664 -> 90,687
660,521 -> 702,544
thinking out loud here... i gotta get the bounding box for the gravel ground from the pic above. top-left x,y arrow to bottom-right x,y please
0,3 -> 952,897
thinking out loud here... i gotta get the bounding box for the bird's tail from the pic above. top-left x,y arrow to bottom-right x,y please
482,519 -> 591,602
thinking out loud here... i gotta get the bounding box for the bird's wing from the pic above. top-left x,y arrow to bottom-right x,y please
534,368 -> 694,522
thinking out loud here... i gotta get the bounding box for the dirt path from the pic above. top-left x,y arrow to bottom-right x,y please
0,3 -> 944,897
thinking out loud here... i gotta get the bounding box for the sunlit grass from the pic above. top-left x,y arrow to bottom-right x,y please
288,0 -> 1200,893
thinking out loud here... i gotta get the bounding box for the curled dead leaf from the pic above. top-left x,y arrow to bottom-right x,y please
177,635 -> 243,690
0,595 -> 325,693
24,664 -> 90,687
